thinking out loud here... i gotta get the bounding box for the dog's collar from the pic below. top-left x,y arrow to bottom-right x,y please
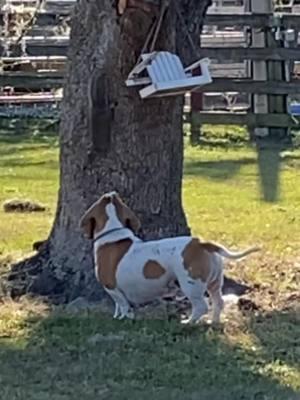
93,227 -> 128,244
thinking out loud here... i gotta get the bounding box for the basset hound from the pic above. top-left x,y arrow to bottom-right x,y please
80,191 -> 259,324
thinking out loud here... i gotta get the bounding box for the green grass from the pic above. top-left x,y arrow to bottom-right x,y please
0,127 -> 299,399
0,300 -> 299,400
0,132 -> 58,256
184,144 -> 300,250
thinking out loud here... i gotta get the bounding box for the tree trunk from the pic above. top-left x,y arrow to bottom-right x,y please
9,0 -> 216,302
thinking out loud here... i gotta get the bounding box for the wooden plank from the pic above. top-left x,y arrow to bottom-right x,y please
191,111 -> 298,128
2,72 -> 300,95
1,55 -> 66,72
1,0 -> 75,5
0,11 -> 70,27
0,93 -> 62,104
0,0 -> 75,10
0,37 -> 69,57
207,5 -> 245,15
201,32 -> 246,47
204,13 -> 300,29
2,58 -> 243,78
210,62 -> 246,78
6,75 -> 294,94
199,47 -> 300,62
1,10 -> 300,29
205,13 -> 270,27
1,56 -> 66,68
1,56 -> 66,62
203,78 -> 300,94
2,43 -> 300,60
0,71 -> 64,88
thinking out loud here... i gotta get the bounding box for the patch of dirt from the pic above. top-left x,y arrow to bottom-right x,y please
238,297 -> 260,313
3,199 -> 46,213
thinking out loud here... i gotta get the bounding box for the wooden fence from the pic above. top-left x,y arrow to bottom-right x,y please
0,0 -> 300,136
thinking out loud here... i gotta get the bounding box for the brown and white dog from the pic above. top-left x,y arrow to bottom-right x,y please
80,191 -> 259,324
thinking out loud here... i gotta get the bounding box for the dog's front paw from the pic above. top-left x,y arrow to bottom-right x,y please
113,304 -> 121,319
117,307 -> 135,320
181,316 -> 196,325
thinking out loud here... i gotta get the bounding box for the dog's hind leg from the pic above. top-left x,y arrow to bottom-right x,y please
105,288 -> 134,320
208,288 -> 224,324
207,274 -> 224,324
177,277 -> 208,324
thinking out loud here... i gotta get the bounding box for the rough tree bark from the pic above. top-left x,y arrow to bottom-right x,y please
10,0 -> 248,303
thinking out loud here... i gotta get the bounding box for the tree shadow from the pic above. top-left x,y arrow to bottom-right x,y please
184,156 -> 254,181
0,138 -> 58,160
256,144 -> 290,203
0,304 -> 299,400
184,144 -> 300,203
0,158 -> 58,169
249,305 -> 300,373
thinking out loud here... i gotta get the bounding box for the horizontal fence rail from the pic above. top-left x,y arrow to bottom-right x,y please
188,111 -> 299,128
2,43 -> 300,60
205,13 -> 300,29
2,73 -> 300,96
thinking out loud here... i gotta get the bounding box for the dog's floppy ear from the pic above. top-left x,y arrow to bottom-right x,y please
112,194 -> 141,234
79,208 -> 96,239
123,205 -> 141,234
80,195 -> 111,239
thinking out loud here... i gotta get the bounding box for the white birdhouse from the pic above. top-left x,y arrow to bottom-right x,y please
125,51 -> 212,99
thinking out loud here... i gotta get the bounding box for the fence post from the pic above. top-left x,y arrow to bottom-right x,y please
248,0 -> 273,139
267,23 -> 290,143
190,66 -> 203,146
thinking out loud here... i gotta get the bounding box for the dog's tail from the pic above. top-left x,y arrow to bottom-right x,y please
202,242 -> 260,260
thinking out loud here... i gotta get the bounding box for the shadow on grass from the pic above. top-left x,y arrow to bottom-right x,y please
0,306 -> 299,400
0,134 -> 58,148
0,158 -> 58,170
256,146 -> 284,203
184,157 -> 254,181
0,126 -> 58,155
185,144 -> 300,203
250,306 -> 300,372
0,119 -> 59,136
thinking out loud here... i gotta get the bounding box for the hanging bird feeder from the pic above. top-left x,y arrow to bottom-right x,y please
124,0 -> 212,99
126,52 -> 212,98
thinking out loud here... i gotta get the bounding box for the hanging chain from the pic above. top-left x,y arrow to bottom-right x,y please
132,0 -> 169,69
149,0 -> 169,52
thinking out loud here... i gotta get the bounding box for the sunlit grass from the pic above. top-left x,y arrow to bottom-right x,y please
0,133 -> 58,256
184,144 -> 300,253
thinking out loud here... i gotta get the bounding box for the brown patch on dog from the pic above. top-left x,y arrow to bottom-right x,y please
79,196 -> 111,239
143,260 -> 166,279
112,194 -> 141,233
200,242 -> 222,253
182,239 -> 212,282
96,239 -> 133,290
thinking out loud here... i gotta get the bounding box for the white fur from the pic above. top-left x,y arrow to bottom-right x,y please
93,203 -> 139,248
